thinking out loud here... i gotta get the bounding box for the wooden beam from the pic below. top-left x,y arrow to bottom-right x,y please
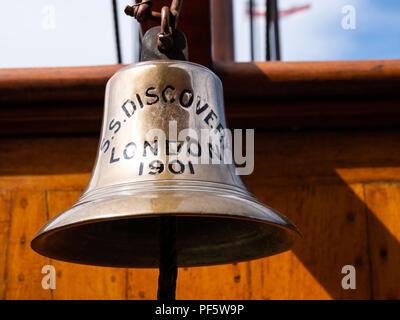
2,60 -> 399,103
211,0 -> 234,61
215,60 -> 400,98
1,60 -> 400,134
0,65 -> 120,104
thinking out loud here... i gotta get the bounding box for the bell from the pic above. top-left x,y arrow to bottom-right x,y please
31,26 -> 298,269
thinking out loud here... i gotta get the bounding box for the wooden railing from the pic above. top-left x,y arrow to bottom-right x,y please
1,59 -> 399,134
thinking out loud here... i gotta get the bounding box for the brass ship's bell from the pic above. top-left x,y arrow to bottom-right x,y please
31,27 -> 298,268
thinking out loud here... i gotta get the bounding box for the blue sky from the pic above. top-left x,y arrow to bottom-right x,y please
347,0 -> 400,60
0,0 -> 139,68
0,0 -> 399,67
234,0 -> 400,61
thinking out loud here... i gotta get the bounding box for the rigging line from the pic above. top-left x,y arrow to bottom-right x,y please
273,0 -> 281,60
112,0 -> 123,64
266,0 -> 271,61
266,0 -> 281,61
249,0 -> 255,61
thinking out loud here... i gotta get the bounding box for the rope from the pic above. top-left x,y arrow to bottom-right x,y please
157,216 -> 178,300
112,0 -> 122,64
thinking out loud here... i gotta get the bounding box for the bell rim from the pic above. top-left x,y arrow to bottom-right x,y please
32,210 -> 299,242
31,212 -> 299,268
32,180 -> 300,240
31,185 -> 299,268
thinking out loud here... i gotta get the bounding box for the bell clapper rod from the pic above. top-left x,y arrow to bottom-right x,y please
125,0 -> 183,301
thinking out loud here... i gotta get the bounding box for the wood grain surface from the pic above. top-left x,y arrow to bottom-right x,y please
1,128 -> 399,299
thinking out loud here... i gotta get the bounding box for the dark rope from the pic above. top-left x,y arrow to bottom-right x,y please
249,0 -> 255,61
112,0 -> 122,64
157,216 -> 178,300
266,0 -> 281,61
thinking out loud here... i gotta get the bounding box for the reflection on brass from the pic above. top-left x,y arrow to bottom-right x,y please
31,60 -> 299,268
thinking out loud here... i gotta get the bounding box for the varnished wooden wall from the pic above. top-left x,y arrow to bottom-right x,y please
1,128 -> 400,300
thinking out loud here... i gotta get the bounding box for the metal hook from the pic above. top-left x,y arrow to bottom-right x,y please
125,0 -> 183,53
158,6 -> 174,52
